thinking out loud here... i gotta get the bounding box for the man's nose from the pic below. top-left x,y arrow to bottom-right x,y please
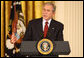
44,11 -> 47,14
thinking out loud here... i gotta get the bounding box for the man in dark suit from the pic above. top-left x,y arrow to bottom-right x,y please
23,17 -> 64,41
23,2 -> 64,41
23,2 -> 64,57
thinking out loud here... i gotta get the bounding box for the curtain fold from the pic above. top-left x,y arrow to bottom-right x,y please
34,1 -> 43,19
5,1 -> 12,41
1,1 -> 5,57
21,1 -> 27,26
27,1 -> 34,25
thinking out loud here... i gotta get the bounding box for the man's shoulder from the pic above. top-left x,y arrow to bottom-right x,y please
52,19 -> 64,27
29,18 -> 42,23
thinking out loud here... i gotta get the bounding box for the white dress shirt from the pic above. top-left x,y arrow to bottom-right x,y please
42,19 -> 52,31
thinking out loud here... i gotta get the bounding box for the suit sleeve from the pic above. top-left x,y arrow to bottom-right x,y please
23,21 -> 32,41
57,24 -> 64,41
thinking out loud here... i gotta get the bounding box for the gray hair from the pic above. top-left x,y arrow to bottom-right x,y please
43,2 -> 56,12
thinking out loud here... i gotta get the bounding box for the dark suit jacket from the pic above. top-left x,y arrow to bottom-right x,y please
23,17 -> 64,41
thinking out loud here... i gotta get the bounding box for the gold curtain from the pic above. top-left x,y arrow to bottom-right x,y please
1,1 -> 54,57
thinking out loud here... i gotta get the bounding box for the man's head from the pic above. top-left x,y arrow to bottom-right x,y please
42,2 -> 56,21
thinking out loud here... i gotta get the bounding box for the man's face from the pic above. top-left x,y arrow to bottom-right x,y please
42,5 -> 55,20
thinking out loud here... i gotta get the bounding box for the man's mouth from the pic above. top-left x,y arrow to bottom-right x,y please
43,15 -> 47,17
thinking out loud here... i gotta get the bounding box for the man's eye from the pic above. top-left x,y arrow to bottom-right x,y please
43,9 -> 46,11
47,10 -> 50,12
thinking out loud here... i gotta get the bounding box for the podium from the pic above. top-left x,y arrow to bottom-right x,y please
20,41 -> 71,57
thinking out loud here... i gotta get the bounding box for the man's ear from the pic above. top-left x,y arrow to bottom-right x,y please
53,12 -> 55,16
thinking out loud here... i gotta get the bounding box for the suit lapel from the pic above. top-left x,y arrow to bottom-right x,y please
38,18 -> 44,38
47,19 -> 55,38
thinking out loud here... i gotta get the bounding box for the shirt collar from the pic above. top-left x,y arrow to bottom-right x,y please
43,19 -> 52,24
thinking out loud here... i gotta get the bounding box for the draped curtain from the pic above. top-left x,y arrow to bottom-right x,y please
1,1 -> 54,57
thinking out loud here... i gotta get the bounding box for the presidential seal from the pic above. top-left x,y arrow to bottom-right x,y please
37,39 -> 53,55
